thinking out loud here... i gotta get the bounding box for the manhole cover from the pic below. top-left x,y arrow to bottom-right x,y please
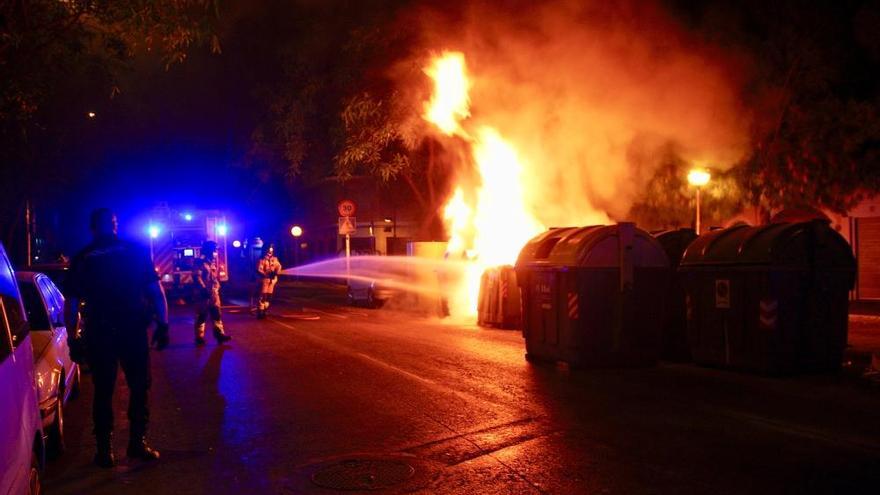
311,458 -> 415,491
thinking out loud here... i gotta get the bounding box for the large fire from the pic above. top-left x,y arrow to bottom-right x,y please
425,52 -> 546,317
420,0 -> 751,320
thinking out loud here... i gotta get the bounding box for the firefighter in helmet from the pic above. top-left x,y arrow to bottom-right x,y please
256,243 -> 282,318
193,240 -> 232,344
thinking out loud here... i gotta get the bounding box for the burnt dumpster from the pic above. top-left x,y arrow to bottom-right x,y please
678,220 -> 855,374
515,223 -> 671,367
654,229 -> 698,362
477,265 -> 521,329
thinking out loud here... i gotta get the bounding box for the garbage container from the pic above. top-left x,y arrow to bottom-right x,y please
477,265 -> 521,329
515,223 -> 671,367
678,219 -> 855,374
654,229 -> 697,362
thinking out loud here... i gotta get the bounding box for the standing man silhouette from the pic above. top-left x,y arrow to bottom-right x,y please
64,208 -> 169,467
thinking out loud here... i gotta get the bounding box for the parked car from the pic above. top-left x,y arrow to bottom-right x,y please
16,271 -> 80,457
25,263 -> 70,297
347,277 -> 395,308
0,245 -> 44,495
346,250 -> 398,308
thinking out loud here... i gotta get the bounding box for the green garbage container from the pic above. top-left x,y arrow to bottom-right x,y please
477,265 -> 521,329
515,223 -> 671,367
654,229 -> 697,362
678,219 -> 855,374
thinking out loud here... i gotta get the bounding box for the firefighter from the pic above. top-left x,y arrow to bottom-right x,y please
64,208 -> 169,467
193,240 -> 232,345
256,243 -> 282,318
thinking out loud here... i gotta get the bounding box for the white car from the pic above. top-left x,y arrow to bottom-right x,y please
16,271 -> 80,457
0,245 -> 44,495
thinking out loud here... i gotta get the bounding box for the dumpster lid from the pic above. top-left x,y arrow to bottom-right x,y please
680,219 -> 855,268
516,223 -> 669,268
653,229 -> 697,268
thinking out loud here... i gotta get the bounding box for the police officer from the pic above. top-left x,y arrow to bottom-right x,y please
255,243 -> 282,319
193,240 -> 232,345
64,208 -> 170,468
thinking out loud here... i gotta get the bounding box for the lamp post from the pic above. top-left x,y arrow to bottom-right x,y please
687,169 -> 711,234
290,225 -> 303,266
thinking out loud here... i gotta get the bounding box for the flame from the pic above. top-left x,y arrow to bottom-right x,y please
423,52 -> 471,136
425,52 -> 545,317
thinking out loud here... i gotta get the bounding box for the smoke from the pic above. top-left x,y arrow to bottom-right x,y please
403,0 -> 751,223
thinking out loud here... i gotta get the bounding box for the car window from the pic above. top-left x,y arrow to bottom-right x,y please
37,277 -> 64,327
0,245 -> 28,349
19,281 -> 50,331
0,294 -> 26,346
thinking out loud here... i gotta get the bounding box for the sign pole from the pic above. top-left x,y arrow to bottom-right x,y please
337,199 -> 357,286
345,234 -> 351,283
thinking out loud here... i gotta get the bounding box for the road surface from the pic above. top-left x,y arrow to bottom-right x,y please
44,284 -> 880,494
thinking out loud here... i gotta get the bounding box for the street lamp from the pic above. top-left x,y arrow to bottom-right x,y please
290,225 -> 303,266
687,169 -> 711,234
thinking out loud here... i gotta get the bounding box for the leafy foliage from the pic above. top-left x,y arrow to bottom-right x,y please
0,0 -> 218,248
336,92 -> 417,182
686,0 -> 880,216
629,154 -> 745,231
1,0 -> 220,128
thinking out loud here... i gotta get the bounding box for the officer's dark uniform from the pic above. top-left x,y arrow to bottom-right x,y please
66,237 -> 158,450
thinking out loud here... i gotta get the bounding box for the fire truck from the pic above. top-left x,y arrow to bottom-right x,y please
147,205 -> 230,300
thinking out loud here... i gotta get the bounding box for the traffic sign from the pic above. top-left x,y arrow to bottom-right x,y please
338,216 -> 357,235
337,199 -> 357,217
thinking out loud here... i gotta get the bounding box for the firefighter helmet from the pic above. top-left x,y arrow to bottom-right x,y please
202,240 -> 218,256
262,243 -> 275,258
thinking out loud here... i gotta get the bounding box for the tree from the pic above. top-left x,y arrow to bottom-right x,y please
674,0 -> 880,219
245,9 -> 453,236
0,0 -> 219,254
629,151 -> 745,231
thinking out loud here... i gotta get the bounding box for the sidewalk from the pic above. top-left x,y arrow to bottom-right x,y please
848,314 -> 880,372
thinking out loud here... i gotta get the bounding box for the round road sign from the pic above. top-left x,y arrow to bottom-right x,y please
337,199 -> 357,217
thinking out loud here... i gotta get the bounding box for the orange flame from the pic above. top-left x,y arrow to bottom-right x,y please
425,52 -> 545,317
423,52 -> 471,136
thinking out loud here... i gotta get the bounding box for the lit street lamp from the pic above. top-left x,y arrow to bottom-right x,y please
687,169 -> 711,234
290,225 -> 303,266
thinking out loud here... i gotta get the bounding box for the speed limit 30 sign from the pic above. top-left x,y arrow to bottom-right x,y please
337,199 -> 357,217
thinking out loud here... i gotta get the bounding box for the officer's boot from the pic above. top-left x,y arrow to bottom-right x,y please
127,435 -> 160,461
214,321 -> 232,343
94,432 -> 116,468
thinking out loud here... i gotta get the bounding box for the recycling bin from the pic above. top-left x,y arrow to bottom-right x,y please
515,223 -> 671,367
477,265 -> 521,329
678,219 -> 855,374
654,229 -> 697,362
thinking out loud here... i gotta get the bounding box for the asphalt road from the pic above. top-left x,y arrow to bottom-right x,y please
43,285 -> 880,494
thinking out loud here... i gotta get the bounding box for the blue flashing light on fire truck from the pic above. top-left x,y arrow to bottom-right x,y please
147,205 -> 230,300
